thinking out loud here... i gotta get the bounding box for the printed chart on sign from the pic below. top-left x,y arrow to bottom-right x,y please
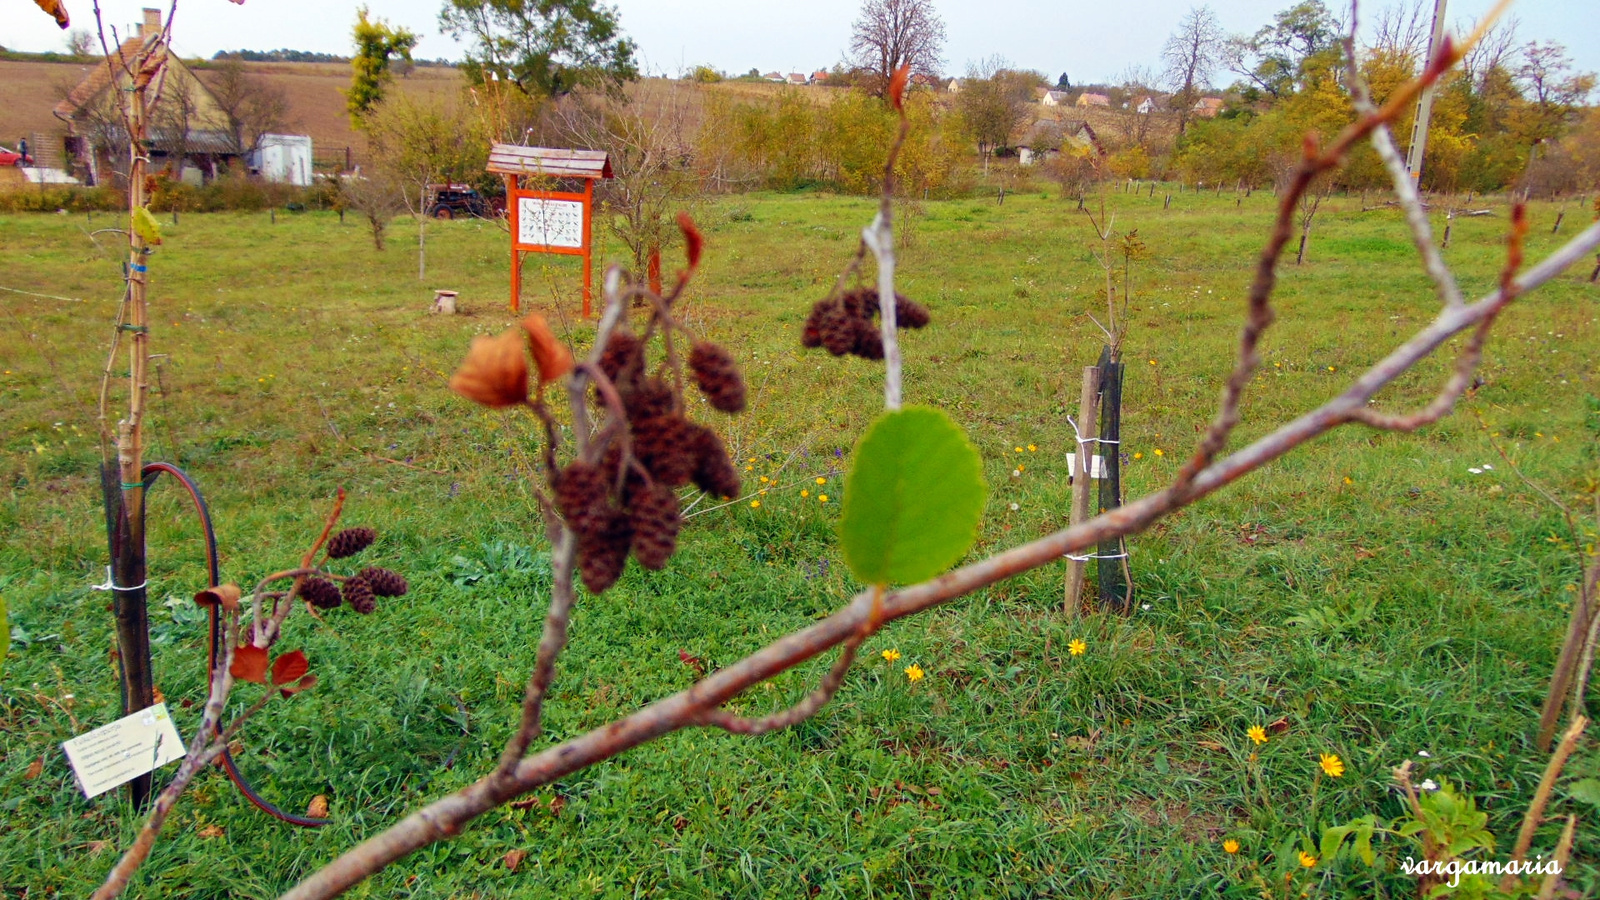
517,198 -> 584,249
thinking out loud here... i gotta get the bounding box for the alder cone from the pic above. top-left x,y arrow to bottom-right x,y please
632,415 -> 701,487
624,376 -> 674,421
359,567 -> 408,598
302,577 -> 342,610
852,318 -> 884,360
815,303 -> 857,356
688,341 -> 746,413
628,482 -> 681,570
693,430 -> 741,499
599,330 -> 644,387
327,527 -> 377,559
895,295 -> 931,328
555,460 -> 611,536
342,576 -> 377,614
839,287 -> 874,319
577,509 -> 632,593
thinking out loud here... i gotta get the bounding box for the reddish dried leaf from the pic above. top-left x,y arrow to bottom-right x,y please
1266,717 -> 1290,735
272,649 -> 309,687
197,824 -> 225,839
281,673 -> 318,698
677,212 -> 702,270
33,0 -> 69,28
510,796 -> 542,811
548,796 -> 566,817
503,849 -> 528,871
305,794 -> 329,818
231,645 -> 268,684
888,64 -> 911,111
520,313 -> 574,385
449,330 -> 530,408
678,649 -> 705,678
194,583 -> 241,612
24,757 -> 43,780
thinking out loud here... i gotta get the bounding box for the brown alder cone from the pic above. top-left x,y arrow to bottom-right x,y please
450,330 -> 530,408
627,481 -> 681,570
342,577 -> 376,614
358,567 -> 409,598
555,461 -> 611,536
631,415 -> 702,487
852,319 -> 884,360
599,330 -> 644,389
577,509 -> 632,593
693,430 -> 741,499
520,314 -> 574,385
302,577 -> 343,609
815,303 -> 857,356
687,341 -> 746,413
623,377 -> 674,421
326,527 -> 377,559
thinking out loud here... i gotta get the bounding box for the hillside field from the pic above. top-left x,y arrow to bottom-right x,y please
0,186 -> 1597,897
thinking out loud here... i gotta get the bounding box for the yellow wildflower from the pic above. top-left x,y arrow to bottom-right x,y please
819,494 -> 829,503
1223,839 -> 1240,854
801,489 -> 810,497
815,476 -> 826,485
1027,444 -> 1037,452
1319,753 -> 1344,778
1153,448 -> 1164,457
905,664 -> 924,682
1299,851 -> 1317,868
1015,446 -> 1024,453
1068,639 -> 1086,656
1248,725 -> 1267,745
1133,452 -> 1143,460
750,500 -> 761,509
882,649 -> 901,663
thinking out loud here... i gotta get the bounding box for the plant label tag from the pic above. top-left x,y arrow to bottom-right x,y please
1066,453 -> 1106,479
61,702 -> 184,798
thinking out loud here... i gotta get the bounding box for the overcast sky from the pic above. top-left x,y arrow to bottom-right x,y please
6,0 -> 1595,86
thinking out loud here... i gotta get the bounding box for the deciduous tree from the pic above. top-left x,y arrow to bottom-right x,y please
1162,5 -> 1223,137
848,0 -> 945,98
345,7 -> 417,124
440,0 -> 638,98
204,58 -> 294,156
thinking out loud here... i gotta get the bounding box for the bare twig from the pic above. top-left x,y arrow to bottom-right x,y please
1503,715 -> 1588,892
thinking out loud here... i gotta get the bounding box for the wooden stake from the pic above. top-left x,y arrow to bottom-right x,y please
1064,366 -> 1100,617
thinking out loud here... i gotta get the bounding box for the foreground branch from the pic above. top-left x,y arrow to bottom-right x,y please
281,222 -> 1600,899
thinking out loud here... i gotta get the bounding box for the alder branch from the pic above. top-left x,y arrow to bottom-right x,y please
282,215 -> 1600,900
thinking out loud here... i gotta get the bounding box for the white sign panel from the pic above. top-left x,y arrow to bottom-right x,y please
517,197 -> 584,249
62,702 -> 185,798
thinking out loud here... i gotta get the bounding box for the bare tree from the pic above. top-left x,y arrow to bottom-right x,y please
849,0 -> 945,97
1161,5 -> 1223,137
553,87 -> 705,280
205,59 -> 295,156
1368,0 -> 1431,66
1458,13 -> 1518,94
66,27 -> 95,57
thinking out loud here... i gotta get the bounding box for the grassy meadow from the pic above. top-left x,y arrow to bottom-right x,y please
0,185 -> 1597,897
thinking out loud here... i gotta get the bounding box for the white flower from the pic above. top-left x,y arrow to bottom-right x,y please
1420,779 -> 1439,791
1468,467 -> 1483,474
1482,464 -> 1493,470
1141,603 -> 1151,610
1417,750 -> 1431,758
1008,503 -> 1019,511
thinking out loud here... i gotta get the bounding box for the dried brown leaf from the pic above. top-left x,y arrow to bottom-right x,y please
195,583 -> 242,612
24,757 -> 43,780
449,330 -> 529,408
520,314 -> 574,385
305,794 -> 329,818
231,645 -> 268,684
503,849 -> 527,871
197,824 -> 225,839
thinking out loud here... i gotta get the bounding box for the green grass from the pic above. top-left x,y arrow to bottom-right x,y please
1,186 -> 1597,898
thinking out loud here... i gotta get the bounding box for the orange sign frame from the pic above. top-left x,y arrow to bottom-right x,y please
505,176 -> 596,316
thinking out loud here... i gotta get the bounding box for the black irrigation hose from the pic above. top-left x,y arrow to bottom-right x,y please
142,462 -> 328,828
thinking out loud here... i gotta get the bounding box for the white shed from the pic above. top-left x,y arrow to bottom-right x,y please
252,134 -> 313,186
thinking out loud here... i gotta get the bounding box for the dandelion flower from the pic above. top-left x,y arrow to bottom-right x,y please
819,494 -> 829,503
882,648 -> 901,663
1068,639 -> 1086,656
1319,753 -> 1344,778
745,465 -> 754,471
1133,452 -> 1143,460
1328,366 -> 1337,372
905,664 -> 925,682
1248,725 -> 1267,745
1153,448 -> 1164,457
1148,359 -> 1157,366
1027,444 -> 1037,452
1223,839 -> 1240,854
1015,446 -> 1024,453
760,476 -> 770,484
1017,464 -> 1025,472
1299,851 -> 1317,868
1342,476 -> 1353,485
815,477 -> 826,485
801,489 -> 810,497
750,500 -> 761,509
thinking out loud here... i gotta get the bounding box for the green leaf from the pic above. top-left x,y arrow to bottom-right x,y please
132,206 -> 163,245
839,406 -> 987,585
1568,777 -> 1600,809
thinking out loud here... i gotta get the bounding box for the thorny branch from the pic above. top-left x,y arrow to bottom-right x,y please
271,37 -> 1600,899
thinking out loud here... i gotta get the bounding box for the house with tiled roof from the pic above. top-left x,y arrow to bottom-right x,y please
1193,97 -> 1225,117
53,8 -> 238,186
1075,92 -> 1111,108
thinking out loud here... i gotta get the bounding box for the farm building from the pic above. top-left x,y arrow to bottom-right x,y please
249,134 -> 314,186
1076,92 -> 1111,108
1193,97 -> 1225,117
1041,90 -> 1070,107
51,8 -> 240,187
1136,96 -> 1159,114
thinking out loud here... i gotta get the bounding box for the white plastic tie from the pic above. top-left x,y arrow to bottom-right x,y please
92,565 -> 147,592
